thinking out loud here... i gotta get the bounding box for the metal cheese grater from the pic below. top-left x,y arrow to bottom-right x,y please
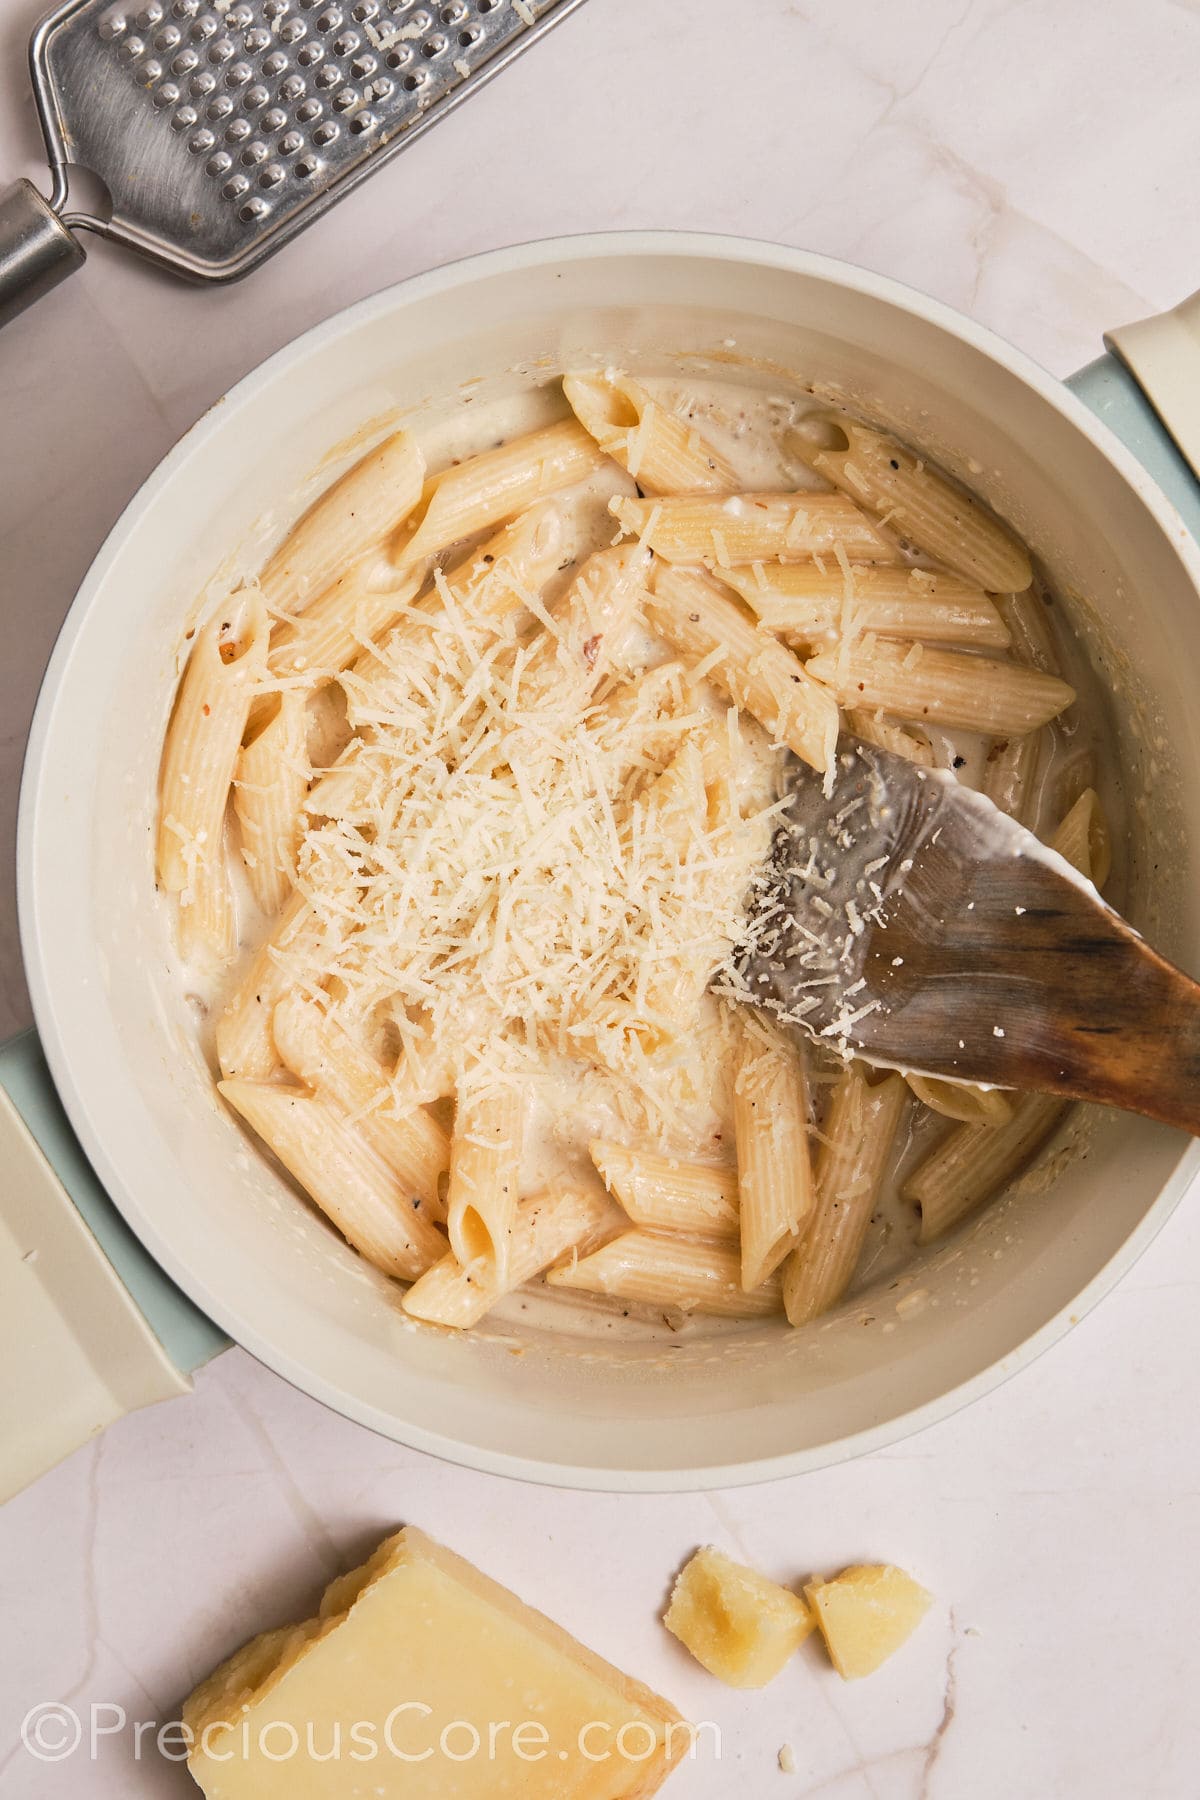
0,0 -> 586,326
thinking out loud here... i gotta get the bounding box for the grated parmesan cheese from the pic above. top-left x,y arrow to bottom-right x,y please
277,544 -> 777,1140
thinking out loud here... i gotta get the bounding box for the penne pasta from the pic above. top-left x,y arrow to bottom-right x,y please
260,430 -> 425,614
906,1074 -> 1013,1127
1051,786 -> 1112,889
445,1078 -> 525,1285
805,638 -> 1075,737
234,691 -> 310,915
402,1186 -> 618,1328
1054,746 -> 1098,817
981,730 -> 1045,825
269,566 -> 424,678
435,499 -> 567,629
611,492 -> 905,568
789,416 -> 1033,593
272,992 -> 449,1217
996,590 -> 1061,673
904,1092 -> 1069,1243
395,420 -> 605,571
589,1139 -> 740,1241
782,1066 -> 908,1325
157,592 -> 270,960
648,566 -> 840,773
717,564 -> 1010,649
846,707 -> 935,768
516,543 -> 650,719
347,501 -> 567,689
733,1019 -> 815,1291
563,372 -> 739,495
980,589 -> 1060,821
545,1230 -> 782,1317
219,1078 -> 447,1279
214,889 -> 320,1080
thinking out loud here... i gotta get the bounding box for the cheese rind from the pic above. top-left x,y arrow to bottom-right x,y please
663,1546 -> 814,1689
184,1526 -> 687,1798
803,1563 -> 934,1680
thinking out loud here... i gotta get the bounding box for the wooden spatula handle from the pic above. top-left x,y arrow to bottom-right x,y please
863,848 -> 1200,1134
1055,934 -> 1200,1132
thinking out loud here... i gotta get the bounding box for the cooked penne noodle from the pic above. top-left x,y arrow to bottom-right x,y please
445,1078 -> 525,1285
545,1230 -> 782,1317
906,1074 -> 1014,1127
980,589 -> 1060,821
350,501 -> 567,684
981,730 -> 1045,825
718,564 -> 1010,649
805,638 -> 1075,737
589,1140 -> 739,1241
269,566 -> 424,678
648,566 -> 840,773
436,499 -> 567,628
233,691 -> 310,914
733,1020 -> 815,1291
782,1066 -> 908,1325
623,737 -> 720,1039
517,544 -> 650,718
272,992 -> 449,1217
1052,786 -> 1112,888
402,1186 -> 619,1328
214,889 -> 320,1080
219,1079 -> 447,1278
260,430 -> 425,614
395,420 -> 605,570
1054,746 -> 1098,817
157,593 -> 270,960
790,416 -> 1033,593
563,372 -> 739,495
611,492 -> 904,568
996,590 -> 1061,673
846,707 -> 935,768
904,1092 -> 1068,1243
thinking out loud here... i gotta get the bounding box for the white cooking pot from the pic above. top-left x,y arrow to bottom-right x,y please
15,234 -> 1200,1491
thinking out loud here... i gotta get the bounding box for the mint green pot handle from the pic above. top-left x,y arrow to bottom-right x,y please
1105,290 -> 1200,488
0,1032 -> 227,1502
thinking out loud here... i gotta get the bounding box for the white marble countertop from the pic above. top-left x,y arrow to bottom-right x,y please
3,1 -> 1200,1794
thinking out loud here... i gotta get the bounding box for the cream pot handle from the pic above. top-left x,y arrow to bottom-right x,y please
0,1083 -> 190,1502
1105,292 -> 1200,485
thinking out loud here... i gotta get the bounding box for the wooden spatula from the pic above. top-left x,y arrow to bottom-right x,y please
731,737 -> 1200,1133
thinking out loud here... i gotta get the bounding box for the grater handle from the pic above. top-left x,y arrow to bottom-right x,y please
0,179 -> 85,329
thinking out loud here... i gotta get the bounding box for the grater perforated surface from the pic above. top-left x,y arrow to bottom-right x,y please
29,0 -> 584,279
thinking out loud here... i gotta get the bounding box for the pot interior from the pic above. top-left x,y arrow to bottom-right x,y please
23,241 -> 1200,1484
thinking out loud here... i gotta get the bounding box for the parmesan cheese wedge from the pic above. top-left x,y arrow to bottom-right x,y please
184,1527 -> 689,1798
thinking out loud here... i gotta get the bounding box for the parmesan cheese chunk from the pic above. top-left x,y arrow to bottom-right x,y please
663,1546 -> 814,1688
804,1563 -> 933,1679
184,1526 -> 689,1798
